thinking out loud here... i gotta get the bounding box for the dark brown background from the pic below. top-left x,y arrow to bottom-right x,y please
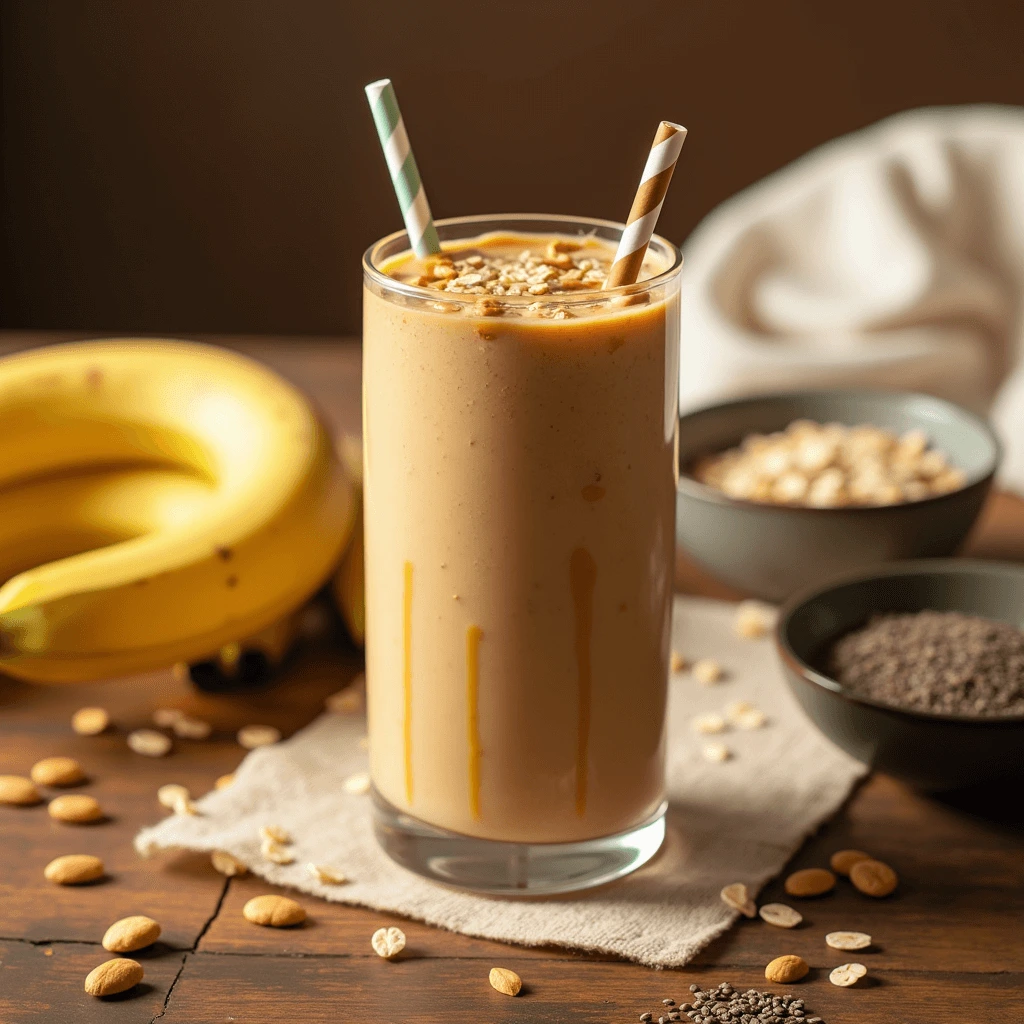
3,0 -> 1023,337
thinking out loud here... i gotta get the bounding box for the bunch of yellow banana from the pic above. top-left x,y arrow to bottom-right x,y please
0,339 -> 356,683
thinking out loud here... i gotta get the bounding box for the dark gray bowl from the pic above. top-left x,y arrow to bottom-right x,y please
676,390 -> 1000,601
777,559 -> 1024,790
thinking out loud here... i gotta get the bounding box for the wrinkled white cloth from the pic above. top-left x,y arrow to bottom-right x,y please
136,597 -> 864,968
679,105 -> 1024,492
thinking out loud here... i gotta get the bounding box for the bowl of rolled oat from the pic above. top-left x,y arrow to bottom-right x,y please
676,390 -> 999,600
776,558 -> 1024,790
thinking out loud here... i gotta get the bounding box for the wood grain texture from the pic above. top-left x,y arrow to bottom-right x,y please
159,955 -> 1024,1024
0,941 -> 185,1023
0,333 -> 1021,1023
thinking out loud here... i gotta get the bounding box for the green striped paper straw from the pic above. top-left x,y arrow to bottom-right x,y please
365,78 -> 441,258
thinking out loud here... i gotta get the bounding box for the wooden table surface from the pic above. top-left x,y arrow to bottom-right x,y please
1,332 -> 1023,1024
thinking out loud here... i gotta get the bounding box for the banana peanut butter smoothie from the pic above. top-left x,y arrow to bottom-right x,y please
363,216 -> 682,860
364,83 -> 685,891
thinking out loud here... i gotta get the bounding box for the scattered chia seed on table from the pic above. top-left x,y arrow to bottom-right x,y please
828,610 -> 1024,717
640,983 -> 824,1023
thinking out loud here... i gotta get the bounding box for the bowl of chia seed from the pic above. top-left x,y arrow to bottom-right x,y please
776,559 -> 1024,790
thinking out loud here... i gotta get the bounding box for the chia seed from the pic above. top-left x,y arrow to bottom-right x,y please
827,610 -> 1024,717
643,983 -> 824,1024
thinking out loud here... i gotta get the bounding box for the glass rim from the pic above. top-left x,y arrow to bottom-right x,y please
362,212 -> 683,307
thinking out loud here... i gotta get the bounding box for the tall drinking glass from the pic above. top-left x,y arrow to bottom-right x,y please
362,214 -> 682,893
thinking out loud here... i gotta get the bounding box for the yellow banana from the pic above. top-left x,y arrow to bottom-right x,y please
333,491 -> 365,647
332,433 -> 364,647
0,339 -> 355,683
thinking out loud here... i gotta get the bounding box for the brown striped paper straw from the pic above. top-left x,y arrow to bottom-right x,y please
606,121 -> 687,288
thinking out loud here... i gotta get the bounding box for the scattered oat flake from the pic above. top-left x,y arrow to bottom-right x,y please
734,600 -> 777,639
371,926 -> 406,958
702,742 -> 731,762
826,930 -> 872,951
344,771 -> 371,795
261,838 -> 295,865
693,659 -> 723,685
157,784 -> 194,815
735,707 -> 767,730
325,683 -> 364,714
307,863 -> 347,885
173,717 -> 212,739
211,850 -> 248,877
357,735 -> 370,750
692,713 -> 727,735
260,825 -> 291,844
127,729 -> 172,757
152,708 -> 184,728
237,724 -> 281,749
214,773 -> 235,790
830,962 -> 867,987
758,903 -> 803,928
719,882 -> 756,918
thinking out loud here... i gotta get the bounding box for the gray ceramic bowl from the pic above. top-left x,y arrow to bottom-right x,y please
676,390 -> 1000,601
776,559 -> 1024,790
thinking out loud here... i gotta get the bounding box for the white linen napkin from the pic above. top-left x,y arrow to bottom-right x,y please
136,596 -> 864,968
678,104 -> 1024,492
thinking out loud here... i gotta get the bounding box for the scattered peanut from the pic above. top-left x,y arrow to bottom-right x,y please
214,773 -> 235,790
127,729 -> 172,757
237,724 -> 281,749
829,962 -> 867,987
850,858 -> 898,897
102,915 -> 161,953
489,966 -> 523,996
719,882 -> 756,918
0,775 -> 42,806
31,756 -> 86,787
758,903 -> 803,928
692,658 -> 723,685
243,894 -> 306,927
670,650 -> 686,673
84,957 -> 144,997
48,794 -> 103,824
371,926 -> 406,959
344,771 -> 371,795
71,707 -> 109,736
734,600 -> 776,639
44,854 -> 105,885
307,863 -> 347,885
211,850 -> 248,877
784,867 -> 836,897
829,849 -> 871,876
826,930 -> 872,951
764,954 -> 809,984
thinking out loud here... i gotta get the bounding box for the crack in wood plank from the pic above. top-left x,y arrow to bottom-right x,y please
151,876 -> 231,1024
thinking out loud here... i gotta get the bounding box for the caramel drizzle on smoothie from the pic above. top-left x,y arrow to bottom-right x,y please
570,547 -> 597,817
465,625 -> 484,820
403,560 -> 414,804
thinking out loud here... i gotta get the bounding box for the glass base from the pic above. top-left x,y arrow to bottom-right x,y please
372,789 -> 666,896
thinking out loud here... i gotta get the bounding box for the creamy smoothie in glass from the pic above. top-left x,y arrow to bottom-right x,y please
362,214 -> 681,893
